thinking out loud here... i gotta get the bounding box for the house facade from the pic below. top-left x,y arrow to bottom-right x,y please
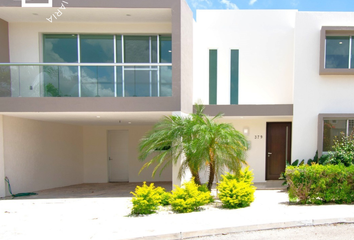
0,0 -> 353,197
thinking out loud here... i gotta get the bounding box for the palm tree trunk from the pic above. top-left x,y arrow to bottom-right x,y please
191,169 -> 202,185
207,147 -> 215,191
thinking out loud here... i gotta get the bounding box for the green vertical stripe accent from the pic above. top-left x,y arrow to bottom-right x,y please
230,50 -> 239,105
209,50 -> 217,105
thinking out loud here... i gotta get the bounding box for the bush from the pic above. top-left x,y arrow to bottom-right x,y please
197,183 -> 215,203
286,164 -> 354,204
280,151 -> 330,186
160,191 -> 171,206
170,179 -> 211,213
130,182 -> 165,215
326,132 -> 354,166
217,168 -> 256,209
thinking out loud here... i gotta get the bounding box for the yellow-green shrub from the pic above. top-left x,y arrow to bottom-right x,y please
160,191 -> 172,206
130,182 -> 165,215
217,168 -> 256,209
170,179 -> 211,213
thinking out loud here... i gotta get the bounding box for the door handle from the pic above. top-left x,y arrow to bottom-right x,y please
267,152 -> 272,157
109,157 -> 113,161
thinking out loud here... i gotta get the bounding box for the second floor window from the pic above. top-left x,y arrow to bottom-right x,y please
325,36 -> 354,69
43,34 -> 172,64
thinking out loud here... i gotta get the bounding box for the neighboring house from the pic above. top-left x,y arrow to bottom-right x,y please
0,0 -> 353,197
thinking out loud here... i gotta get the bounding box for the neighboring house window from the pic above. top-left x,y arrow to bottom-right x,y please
325,36 -> 353,69
318,114 -> 354,154
42,34 -> 172,97
320,26 -> 354,75
209,49 -> 217,105
230,49 -> 239,105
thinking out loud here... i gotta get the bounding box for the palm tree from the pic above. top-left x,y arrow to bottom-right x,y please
138,114 -> 203,185
138,104 -> 248,190
193,112 -> 249,190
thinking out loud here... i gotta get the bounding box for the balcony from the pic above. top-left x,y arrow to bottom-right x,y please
0,63 -> 172,98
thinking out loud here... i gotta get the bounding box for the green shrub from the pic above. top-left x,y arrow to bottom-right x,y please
170,179 -> 211,213
198,183 -> 209,192
160,191 -> 172,206
217,168 -> 256,209
130,182 -> 165,215
286,164 -> 354,204
280,151 -> 330,186
326,132 -> 354,166
197,183 -> 215,203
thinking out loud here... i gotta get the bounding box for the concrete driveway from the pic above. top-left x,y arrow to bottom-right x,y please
1,183 -> 354,240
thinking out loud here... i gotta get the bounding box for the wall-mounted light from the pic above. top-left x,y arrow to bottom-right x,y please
243,127 -> 249,136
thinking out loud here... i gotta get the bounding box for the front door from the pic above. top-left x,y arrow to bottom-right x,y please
266,122 -> 292,180
108,130 -> 129,182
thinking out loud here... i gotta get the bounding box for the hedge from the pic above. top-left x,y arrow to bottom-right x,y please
285,164 -> 354,204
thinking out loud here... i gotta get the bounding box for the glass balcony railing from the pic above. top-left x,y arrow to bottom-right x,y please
0,63 -> 172,97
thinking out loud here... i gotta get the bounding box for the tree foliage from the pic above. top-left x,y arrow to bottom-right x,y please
138,104 -> 248,190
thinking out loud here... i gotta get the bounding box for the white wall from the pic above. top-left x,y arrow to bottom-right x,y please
292,12 -> 354,161
0,116 -> 5,197
83,125 -> 172,183
193,10 -> 296,105
3,116 -> 83,195
8,22 -> 171,62
199,117 -> 292,183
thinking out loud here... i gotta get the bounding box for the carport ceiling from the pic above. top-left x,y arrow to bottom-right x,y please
2,112 -> 173,126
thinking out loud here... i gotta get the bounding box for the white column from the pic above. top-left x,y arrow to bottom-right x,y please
171,111 -> 192,188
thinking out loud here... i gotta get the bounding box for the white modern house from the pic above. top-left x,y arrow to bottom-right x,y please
0,0 -> 353,197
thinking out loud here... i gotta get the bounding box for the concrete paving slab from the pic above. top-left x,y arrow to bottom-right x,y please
0,184 -> 353,240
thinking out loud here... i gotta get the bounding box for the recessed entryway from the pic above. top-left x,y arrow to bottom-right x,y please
266,122 -> 292,180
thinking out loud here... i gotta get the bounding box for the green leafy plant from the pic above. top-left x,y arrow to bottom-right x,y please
130,182 -> 165,215
217,168 -> 256,209
197,183 -> 215,203
170,179 -> 211,213
326,132 -> 354,166
280,151 -> 330,186
160,191 -> 172,206
286,164 -> 354,204
45,83 -> 61,97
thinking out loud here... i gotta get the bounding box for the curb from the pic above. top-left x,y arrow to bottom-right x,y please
126,217 -> 354,240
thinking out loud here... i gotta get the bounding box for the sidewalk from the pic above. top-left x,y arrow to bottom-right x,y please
1,189 -> 354,240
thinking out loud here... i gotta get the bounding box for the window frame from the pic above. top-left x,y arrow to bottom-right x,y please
318,114 -> 354,156
320,26 -> 354,75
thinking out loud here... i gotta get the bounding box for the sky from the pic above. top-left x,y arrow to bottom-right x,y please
186,0 -> 354,18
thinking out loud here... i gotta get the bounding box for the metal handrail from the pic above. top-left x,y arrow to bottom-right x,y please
0,63 -> 172,67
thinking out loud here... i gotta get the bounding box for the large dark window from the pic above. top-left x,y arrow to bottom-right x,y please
325,36 -> 351,69
323,119 -> 354,152
43,34 -> 78,63
124,36 -> 157,63
80,35 -> 114,63
43,34 -> 172,97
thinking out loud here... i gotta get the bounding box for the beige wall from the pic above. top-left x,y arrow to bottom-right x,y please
0,18 -> 9,63
3,116 -> 83,195
83,125 -> 172,183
